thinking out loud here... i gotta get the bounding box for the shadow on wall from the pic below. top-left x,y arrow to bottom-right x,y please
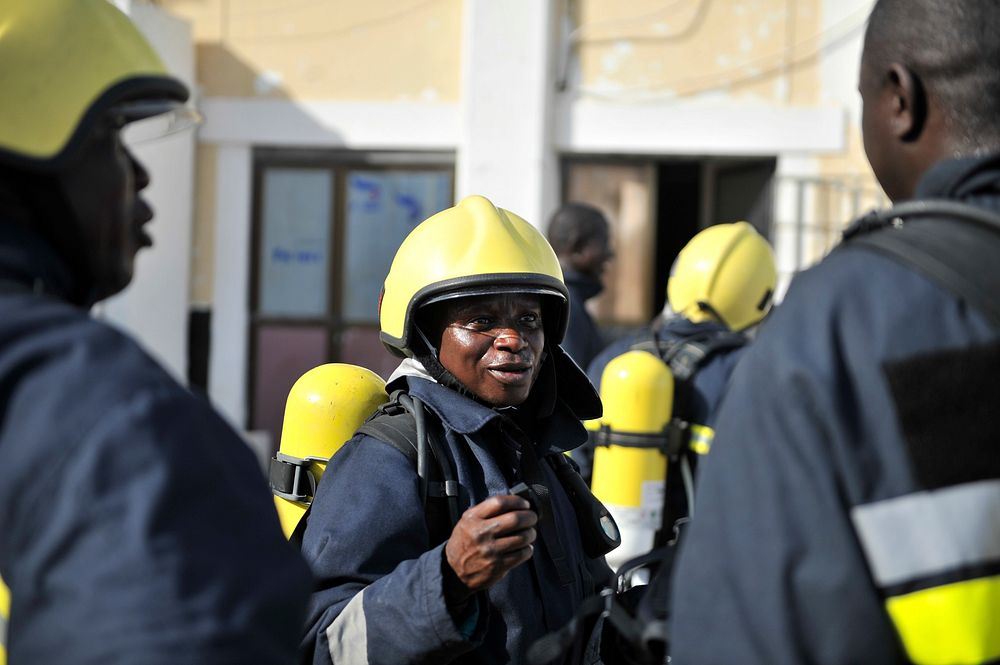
196,41 -> 293,99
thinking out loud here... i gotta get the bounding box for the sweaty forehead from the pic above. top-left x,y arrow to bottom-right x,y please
427,293 -> 541,325
443,293 -> 543,318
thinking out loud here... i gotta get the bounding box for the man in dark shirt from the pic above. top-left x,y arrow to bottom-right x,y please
546,202 -> 614,371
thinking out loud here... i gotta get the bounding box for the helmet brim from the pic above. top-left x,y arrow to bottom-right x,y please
420,284 -> 567,308
0,75 -> 189,172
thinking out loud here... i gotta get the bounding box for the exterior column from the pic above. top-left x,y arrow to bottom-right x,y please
456,0 -> 559,228
208,143 -> 253,429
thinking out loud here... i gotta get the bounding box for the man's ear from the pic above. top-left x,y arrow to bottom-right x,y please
887,63 -> 927,142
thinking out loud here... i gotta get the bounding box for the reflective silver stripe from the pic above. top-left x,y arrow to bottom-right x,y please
325,589 -> 369,664
1,611 -> 6,653
851,479 -> 1000,587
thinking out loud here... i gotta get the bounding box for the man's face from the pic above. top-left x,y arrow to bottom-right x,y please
571,228 -> 614,281
56,113 -> 153,302
433,293 -> 546,407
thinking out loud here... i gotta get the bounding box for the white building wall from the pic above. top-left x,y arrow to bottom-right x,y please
208,144 -> 253,429
456,0 -> 559,227
101,4 -> 196,383
770,0 -> 874,295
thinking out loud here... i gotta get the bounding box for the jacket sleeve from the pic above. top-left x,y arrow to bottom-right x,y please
6,386 -> 312,665
300,435 -> 486,665
667,283 -> 905,664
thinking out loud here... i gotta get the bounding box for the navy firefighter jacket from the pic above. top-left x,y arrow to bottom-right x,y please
0,222 -> 312,664
669,153 -> 1000,664
300,364 -> 607,665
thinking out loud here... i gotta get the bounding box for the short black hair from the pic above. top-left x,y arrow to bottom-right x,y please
546,202 -> 608,256
864,0 -> 1000,151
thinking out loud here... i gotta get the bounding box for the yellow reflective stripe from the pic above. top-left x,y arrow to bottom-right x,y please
886,574 -> 1000,665
688,424 -> 714,455
0,575 -> 9,665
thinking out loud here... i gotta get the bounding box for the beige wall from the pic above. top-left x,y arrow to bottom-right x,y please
572,0 -> 822,105
160,0 -> 463,101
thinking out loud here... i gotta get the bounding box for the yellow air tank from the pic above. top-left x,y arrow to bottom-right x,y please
590,350 -> 673,571
269,364 -> 388,540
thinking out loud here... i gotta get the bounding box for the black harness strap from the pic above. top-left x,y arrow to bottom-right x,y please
518,439 -> 576,589
631,328 -> 748,382
845,199 -> 1000,332
356,395 -> 460,546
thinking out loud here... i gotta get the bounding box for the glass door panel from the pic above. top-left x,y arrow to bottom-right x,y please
341,170 -> 453,324
258,168 -> 332,317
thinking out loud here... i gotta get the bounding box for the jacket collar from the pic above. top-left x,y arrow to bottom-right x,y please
389,358 -> 591,454
561,265 -> 604,300
654,313 -> 732,337
915,152 -> 1000,202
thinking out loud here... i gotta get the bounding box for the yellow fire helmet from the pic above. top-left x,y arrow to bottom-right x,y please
379,195 -> 569,358
0,0 -> 189,171
667,221 -> 777,331
271,363 -> 388,540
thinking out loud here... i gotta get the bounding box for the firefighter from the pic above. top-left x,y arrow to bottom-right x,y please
0,2 -> 310,662
669,1 -> 1000,662
299,195 -> 614,665
578,221 -> 776,486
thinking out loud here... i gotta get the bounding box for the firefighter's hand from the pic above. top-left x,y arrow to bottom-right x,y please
443,495 -> 537,604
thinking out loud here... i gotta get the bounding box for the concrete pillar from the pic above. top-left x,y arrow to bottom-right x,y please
456,0 -> 559,228
208,144 -> 253,429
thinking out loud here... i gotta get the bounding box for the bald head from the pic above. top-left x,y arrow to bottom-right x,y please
546,202 -> 613,280
862,0 -> 1000,172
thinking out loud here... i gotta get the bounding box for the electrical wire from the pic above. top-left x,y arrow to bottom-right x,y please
566,6 -> 870,103
568,0 -> 711,44
226,0 -> 447,41
227,0 -> 348,16
558,0 -> 711,89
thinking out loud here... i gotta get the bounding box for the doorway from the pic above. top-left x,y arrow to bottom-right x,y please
563,156 -> 776,332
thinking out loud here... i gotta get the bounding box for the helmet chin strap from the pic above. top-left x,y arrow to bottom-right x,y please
696,301 -> 731,330
413,323 -> 473,397
412,321 -> 552,411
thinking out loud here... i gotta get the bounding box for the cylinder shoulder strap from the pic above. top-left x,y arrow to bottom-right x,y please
630,329 -> 748,381
356,396 -> 459,545
844,199 -> 1000,331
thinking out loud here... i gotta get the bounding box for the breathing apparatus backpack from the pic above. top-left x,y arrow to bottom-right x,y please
531,328 -> 747,665
628,326 -> 748,537
268,364 -> 620,561
588,326 -> 747,573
